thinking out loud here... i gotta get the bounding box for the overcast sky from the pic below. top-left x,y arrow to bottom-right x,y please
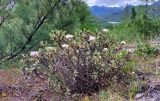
84,0 -> 155,7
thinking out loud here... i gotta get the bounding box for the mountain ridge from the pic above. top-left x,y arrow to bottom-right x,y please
89,0 -> 160,22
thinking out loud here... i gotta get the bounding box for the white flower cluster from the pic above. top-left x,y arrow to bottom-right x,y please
62,44 -> 69,49
65,34 -> 73,39
101,28 -> 109,33
45,46 -> 55,52
103,48 -> 108,52
30,51 -> 39,57
120,41 -> 126,45
88,35 -> 96,41
127,48 -> 135,53
61,34 -> 74,49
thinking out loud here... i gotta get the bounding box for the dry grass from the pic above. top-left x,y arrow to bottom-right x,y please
0,68 -> 24,87
0,68 -> 52,101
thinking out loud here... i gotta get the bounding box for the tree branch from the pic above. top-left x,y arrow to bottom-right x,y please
6,0 -> 65,60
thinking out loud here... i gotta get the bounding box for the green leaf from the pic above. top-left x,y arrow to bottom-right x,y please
99,91 -> 109,101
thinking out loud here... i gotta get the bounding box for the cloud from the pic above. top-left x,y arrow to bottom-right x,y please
84,0 -> 155,7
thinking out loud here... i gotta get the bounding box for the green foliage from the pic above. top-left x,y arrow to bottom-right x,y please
122,60 -> 135,74
131,8 -> 137,21
135,43 -> 159,57
129,81 -> 140,98
133,15 -> 160,37
129,6 -> 160,38
108,22 -> 142,42
0,59 -> 22,70
99,91 -> 109,101
108,10 -> 160,42
0,0 -> 95,57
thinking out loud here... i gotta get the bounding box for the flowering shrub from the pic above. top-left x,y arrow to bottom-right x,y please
101,28 -> 109,33
21,30 -> 134,97
30,51 -> 39,57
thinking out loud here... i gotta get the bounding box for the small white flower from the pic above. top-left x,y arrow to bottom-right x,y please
62,44 -> 69,49
79,45 -> 85,48
37,67 -> 41,69
127,49 -> 132,52
30,51 -> 39,57
65,34 -> 73,39
120,41 -> 126,45
153,41 -> 159,46
103,48 -> 108,52
22,54 -> 25,57
102,28 -> 109,33
45,46 -> 54,52
25,68 -> 29,71
88,35 -> 96,41
127,49 -> 135,53
119,52 -> 122,55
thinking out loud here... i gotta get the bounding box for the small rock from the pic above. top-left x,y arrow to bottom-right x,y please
155,97 -> 160,101
135,93 -> 144,100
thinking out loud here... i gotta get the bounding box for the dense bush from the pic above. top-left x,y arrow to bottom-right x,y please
109,14 -> 160,42
133,15 -> 160,38
21,30 -> 134,97
135,43 -> 159,57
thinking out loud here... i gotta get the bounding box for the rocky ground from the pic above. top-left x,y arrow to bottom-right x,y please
125,39 -> 160,101
134,54 -> 160,101
0,68 -> 53,101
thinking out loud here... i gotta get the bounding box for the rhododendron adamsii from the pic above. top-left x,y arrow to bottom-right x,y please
45,46 -> 54,52
103,48 -> 108,52
65,34 -> 73,39
88,35 -> 96,41
121,41 -> 126,45
127,49 -> 135,53
102,28 -> 109,33
30,51 -> 39,57
62,44 -> 69,49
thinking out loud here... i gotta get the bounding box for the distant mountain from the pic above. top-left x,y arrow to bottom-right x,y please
90,6 -> 123,17
89,0 -> 160,22
151,0 -> 160,6
89,6 -> 124,22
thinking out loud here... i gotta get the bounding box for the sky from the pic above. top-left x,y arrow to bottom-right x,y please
84,0 -> 155,7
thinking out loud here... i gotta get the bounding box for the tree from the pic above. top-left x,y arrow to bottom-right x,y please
131,7 -> 137,21
139,0 -> 155,16
0,0 -> 93,60
138,0 -> 155,37
0,0 -> 15,27
123,4 -> 131,21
